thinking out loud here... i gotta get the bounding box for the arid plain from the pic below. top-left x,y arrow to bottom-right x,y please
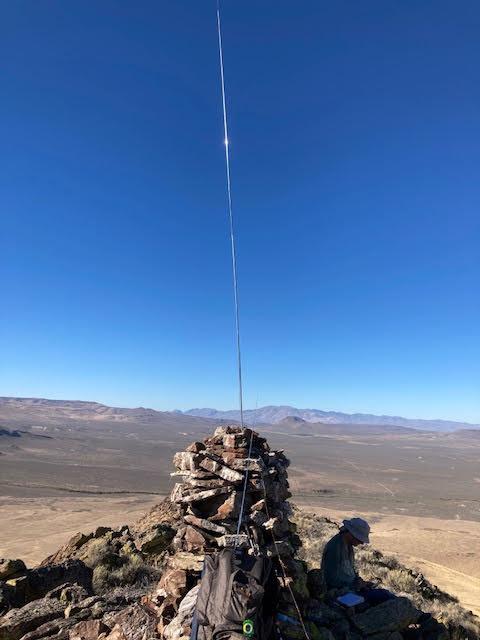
1,398 -> 479,615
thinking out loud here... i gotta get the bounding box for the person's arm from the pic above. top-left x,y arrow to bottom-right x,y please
352,550 -> 374,589
354,576 -> 370,589
352,551 -> 360,583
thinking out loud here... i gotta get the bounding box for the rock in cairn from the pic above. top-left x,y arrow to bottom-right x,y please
150,426 -> 304,640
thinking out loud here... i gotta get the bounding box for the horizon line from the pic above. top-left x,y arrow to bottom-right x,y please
1,394 -> 479,427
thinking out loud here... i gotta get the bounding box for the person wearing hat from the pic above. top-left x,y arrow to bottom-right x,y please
321,517 -> 394,605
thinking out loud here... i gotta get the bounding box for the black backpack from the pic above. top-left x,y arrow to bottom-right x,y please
192,548 -> 277,640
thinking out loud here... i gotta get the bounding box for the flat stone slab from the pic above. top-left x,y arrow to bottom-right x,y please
183,515 -> 226,534
176,486 -> 233,504
199,457 -> 244,483
353,597 -> 421,635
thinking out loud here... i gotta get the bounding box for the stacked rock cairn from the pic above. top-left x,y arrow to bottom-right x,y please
151,425 -> 308,640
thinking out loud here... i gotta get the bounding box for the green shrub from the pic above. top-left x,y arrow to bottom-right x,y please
79,535 -> 160,593
92,554 -> 160,593
81,538 -> 115,569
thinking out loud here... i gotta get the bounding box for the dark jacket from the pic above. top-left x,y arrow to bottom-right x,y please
321,532 -> 357,590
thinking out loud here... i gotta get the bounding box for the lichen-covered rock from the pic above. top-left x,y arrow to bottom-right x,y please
104,603 -> 157,640
162,585 -> 199,640
182,515 -> 226,535
306,600 -> 345,627
0,559 -> 27,581
0,582 -> 15,615
168,553 -> 204,573
1,562 -> 92,613
64,596 -> 104,619
183,526 -> 207,553
40,520 -> 171,579
45,583 -> 90,605
25,560 -> 93,603
130,499 -> 181,557
154,568 -> 187,601
4,576 -> 29,608
19,617 -> 80,640
68,619 -> 110,640
0,598 -> 64,640
133,524 -> 175,555
198,456 -> 243,483
41,534 -> 94,567
353,596 -> 421,635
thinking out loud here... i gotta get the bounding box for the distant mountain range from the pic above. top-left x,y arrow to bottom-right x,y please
1,397 -> 478,434
183,405 -> 480,432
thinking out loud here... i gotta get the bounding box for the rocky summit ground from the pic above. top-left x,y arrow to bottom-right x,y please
0,427 -> 479,640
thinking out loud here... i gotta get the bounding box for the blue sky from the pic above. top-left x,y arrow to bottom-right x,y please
1,1 -> 479,422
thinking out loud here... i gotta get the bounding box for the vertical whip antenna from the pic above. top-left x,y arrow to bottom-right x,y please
216,0 -> 244,428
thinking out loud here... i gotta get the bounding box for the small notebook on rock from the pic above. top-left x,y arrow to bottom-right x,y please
336,592 -> 365,607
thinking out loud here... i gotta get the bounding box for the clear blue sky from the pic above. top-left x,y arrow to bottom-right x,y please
1,1 -> 479,422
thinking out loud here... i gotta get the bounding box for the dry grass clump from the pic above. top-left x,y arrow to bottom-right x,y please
426,601 -> 480,640
92,554 -> 160,593
81,537 -> 160,593
292,506 -> 480,640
